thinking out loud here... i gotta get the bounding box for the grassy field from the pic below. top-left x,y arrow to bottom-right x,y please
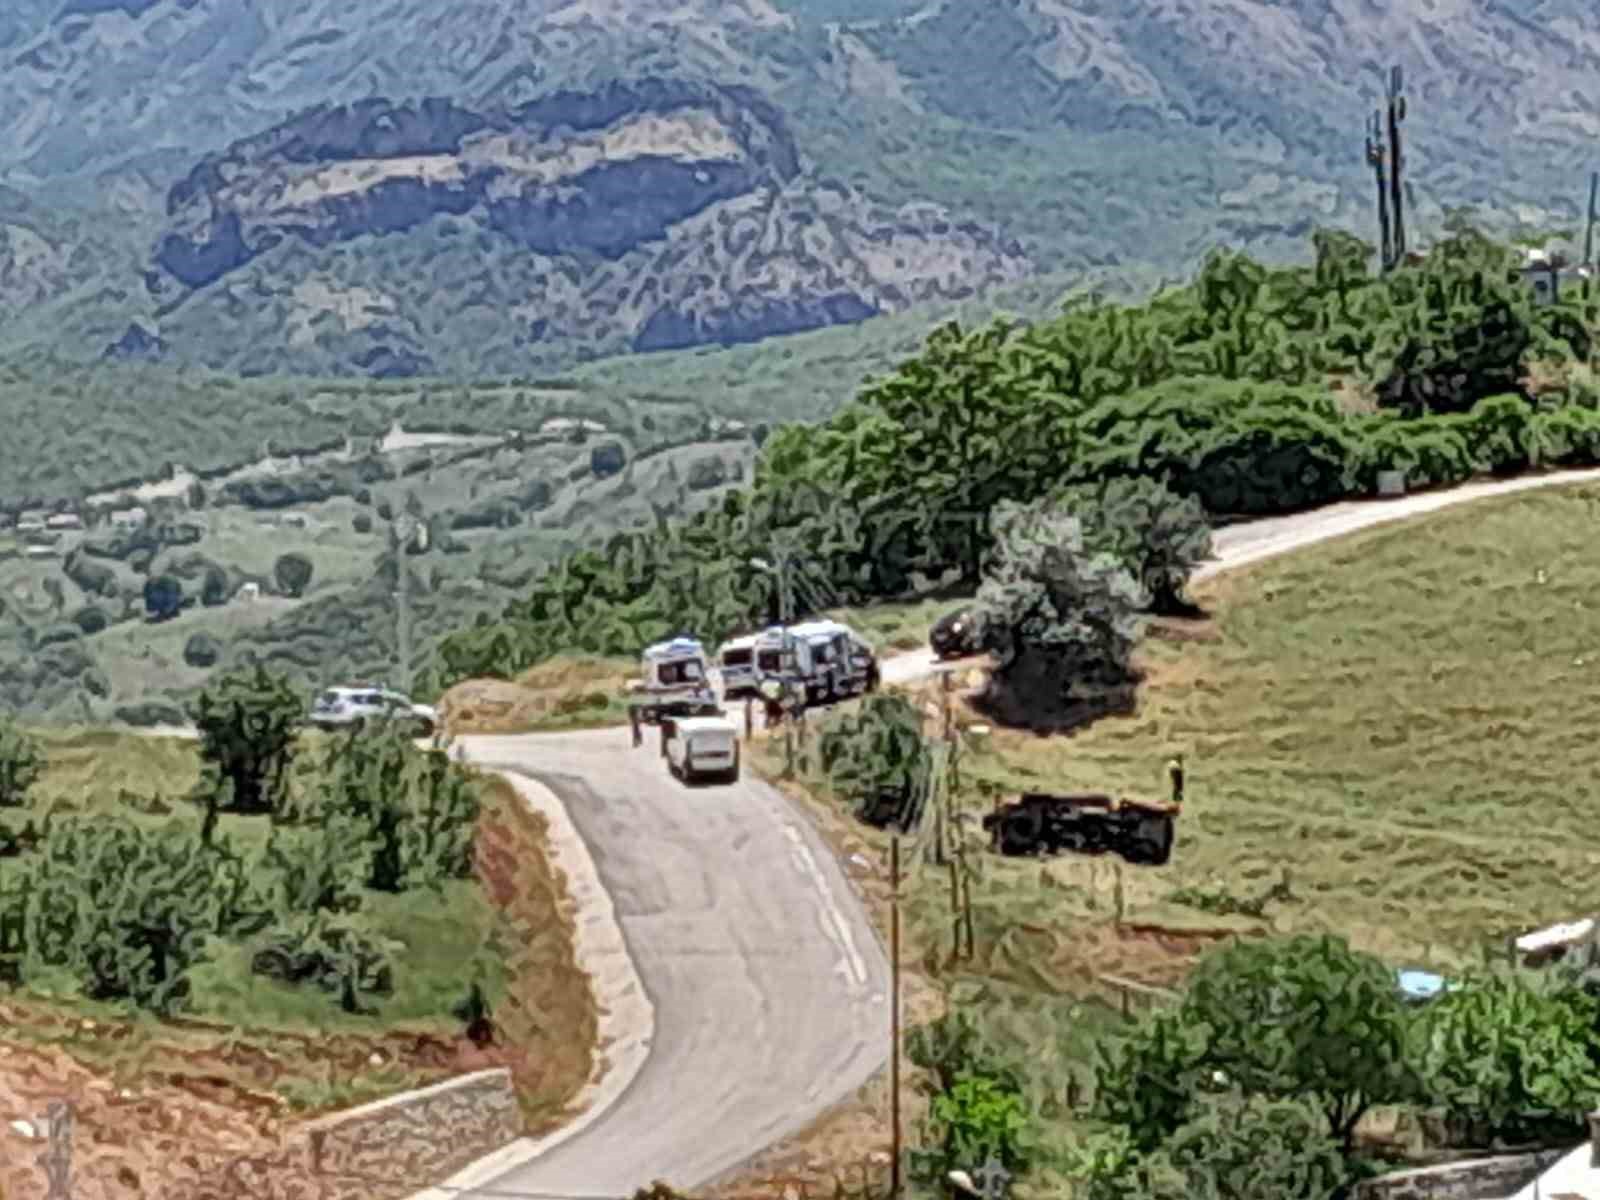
3,728 -> 595,1127
722,483 -> 1600,1192
822,482 -> 1600,996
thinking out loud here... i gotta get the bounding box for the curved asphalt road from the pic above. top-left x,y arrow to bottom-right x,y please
453,726 -> 889,1199
132,467 -> 1600,1194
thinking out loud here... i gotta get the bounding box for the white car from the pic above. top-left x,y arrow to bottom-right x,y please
662,714 -> 741,784
309,686 -> 437,737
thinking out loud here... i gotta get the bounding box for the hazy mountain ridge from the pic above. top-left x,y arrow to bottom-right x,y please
5,0 -> 1600,377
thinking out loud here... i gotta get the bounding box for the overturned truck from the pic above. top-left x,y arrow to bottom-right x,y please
982,792 -> 1178,866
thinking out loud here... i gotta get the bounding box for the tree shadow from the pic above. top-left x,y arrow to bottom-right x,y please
1151,594 -> 1209,621
969,677 -> 1141,736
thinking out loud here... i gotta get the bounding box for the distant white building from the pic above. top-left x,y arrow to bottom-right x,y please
45,513 -> 84,531
110,507 -> 148,529
237,582 -> 261,603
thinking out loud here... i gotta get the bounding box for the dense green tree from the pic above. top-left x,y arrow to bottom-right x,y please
70,605 -> 110,635
200,565 -> 229,606
1409,969 -> 1600,1146
1073,1091 -> 1349,1200
0,716 -> 44,807
273,552 -> 314,598
192,664 -> 304,825
1175,934 -> 1415,1150
973,498 -> 1145,721
815,694 -> 935,830
1053,476 -> 1214,614
183,631 -> 223,668
142,572 -> 183,620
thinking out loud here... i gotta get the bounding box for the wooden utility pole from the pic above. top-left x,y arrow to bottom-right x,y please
1386,65 -> 1408,267
889,833 -> 902,1197
1584,171 -> 1598,299
1366,111 -> 1393,271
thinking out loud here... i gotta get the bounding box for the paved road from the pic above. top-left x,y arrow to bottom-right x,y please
453,727 -> 889,1199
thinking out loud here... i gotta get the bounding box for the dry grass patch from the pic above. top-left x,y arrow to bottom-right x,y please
439,654 -> 636,734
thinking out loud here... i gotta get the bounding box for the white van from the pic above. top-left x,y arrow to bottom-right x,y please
716,633 -> 761,699
663,714 -> 741,784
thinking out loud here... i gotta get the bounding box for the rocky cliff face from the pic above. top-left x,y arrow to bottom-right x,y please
150,81 -> 802,296
130,79 -> 1031,376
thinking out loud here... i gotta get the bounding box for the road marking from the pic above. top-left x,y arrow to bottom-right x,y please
780,822 -> 869,988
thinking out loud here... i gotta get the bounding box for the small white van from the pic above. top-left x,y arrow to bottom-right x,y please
716,633 -> 761,699
663,714 -> 741,784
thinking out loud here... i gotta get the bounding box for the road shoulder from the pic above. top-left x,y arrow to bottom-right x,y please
405,759 -> 656,1200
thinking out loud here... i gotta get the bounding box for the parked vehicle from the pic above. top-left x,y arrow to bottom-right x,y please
662,713 -> 741,784
629,637 -> 716,724
786,619 -> 875,705
309,685 -> 437,737
716,633 -> 762,699
929,607 -> 981,660
982,791 -> 1178,865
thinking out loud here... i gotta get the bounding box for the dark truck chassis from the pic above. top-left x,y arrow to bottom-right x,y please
982,792 -> 1178,866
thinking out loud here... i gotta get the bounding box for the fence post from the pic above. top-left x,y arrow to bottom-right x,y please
745,696 -> 753,741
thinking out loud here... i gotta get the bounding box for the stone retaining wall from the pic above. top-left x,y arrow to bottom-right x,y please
163,1068 -> 524,1200
1355,1148 -> 1570,1200
305,1068 -> 523,1186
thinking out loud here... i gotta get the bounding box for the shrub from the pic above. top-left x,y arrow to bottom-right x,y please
273,552 -> 314,598
21,817 -> 227,1014
71,605 -> 110,635
815,694 -> 935,831
1408,970 -> 1600,1146
183,632 -> 222,669
143,573 -> 183,620
591,441 -> 627,477
113,701 -> 187,727
0,716 -> 44,807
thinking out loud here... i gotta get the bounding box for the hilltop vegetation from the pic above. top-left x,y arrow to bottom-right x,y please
434,220 -> 1600,689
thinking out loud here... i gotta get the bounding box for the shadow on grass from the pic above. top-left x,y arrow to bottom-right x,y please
968,679 -> 1141,737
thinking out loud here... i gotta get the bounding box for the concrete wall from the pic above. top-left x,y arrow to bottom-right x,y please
1356,1148 -> 1570,1200
306,1068 -> 523,1192
165,1068 -> 524,1200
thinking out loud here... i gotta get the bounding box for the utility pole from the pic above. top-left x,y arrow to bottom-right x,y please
1366,110 -> 1393,270
1583,170 -> 1597,299
392,514 -> 415,693
779,552 -> 796,774
889,833 -> 902,1198
1387,64 -> 1408,267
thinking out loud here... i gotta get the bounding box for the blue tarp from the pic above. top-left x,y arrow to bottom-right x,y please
1396,969 -> 1448,1001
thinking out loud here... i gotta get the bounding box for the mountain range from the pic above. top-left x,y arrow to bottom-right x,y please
3,0 -> 1600,378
